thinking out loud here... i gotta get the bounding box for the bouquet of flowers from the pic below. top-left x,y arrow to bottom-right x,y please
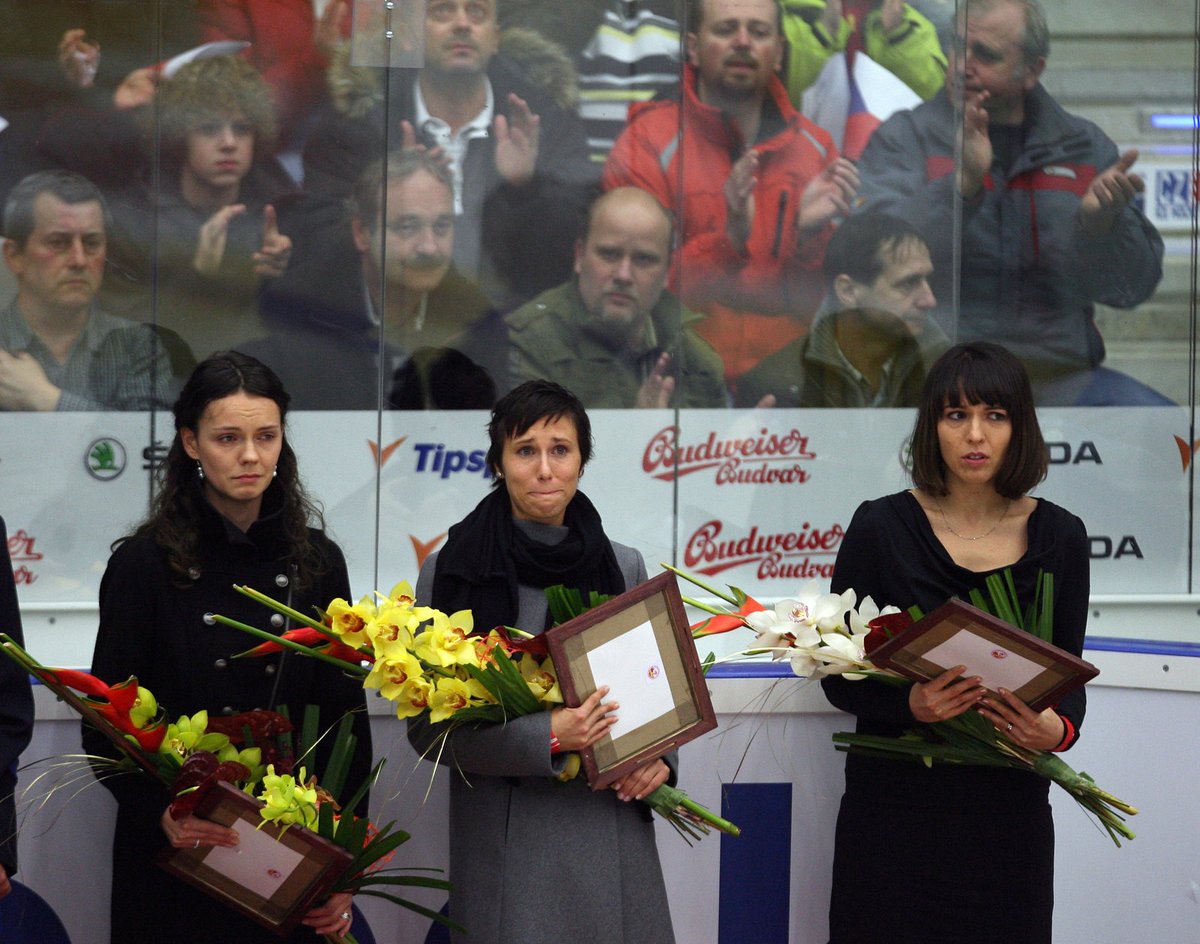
0,634 -> 454,943
213,580 -> 739,843
665,565 -> 1139,847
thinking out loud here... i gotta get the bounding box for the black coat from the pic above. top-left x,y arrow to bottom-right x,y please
85,485 -> 371,944
0,516 -> 34,878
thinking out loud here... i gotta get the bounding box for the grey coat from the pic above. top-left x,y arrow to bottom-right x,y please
410,522 -> 676,944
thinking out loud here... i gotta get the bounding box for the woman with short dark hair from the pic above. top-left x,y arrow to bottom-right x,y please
408,379 -> 676,944
822,341 -> 1088,944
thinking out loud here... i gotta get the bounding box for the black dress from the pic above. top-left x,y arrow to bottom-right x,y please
84,484 -> 371,944
821,492 -> 1089,944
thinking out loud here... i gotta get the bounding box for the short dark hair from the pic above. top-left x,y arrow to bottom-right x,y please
823,213 -> 929,290
485,380 -> 593,488
687,0 -> 782,34
3,170 -> 110,249
352,150 -> 455,234
909,341 -> 1047,498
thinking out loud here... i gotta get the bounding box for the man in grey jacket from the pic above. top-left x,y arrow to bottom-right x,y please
855,0 -> 1167,405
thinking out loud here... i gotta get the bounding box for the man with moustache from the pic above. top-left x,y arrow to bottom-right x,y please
506,186 -> 727,408
303,0 -> 594,309
855,0 -> 1167,405
736,212 -> 944,407
603,0 -> 860,386
0,170 -> 171,410
246,150 -> 505,409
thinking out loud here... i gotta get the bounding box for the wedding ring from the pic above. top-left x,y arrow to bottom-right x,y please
340,911 -> 351,921
1006,722 -> 1014,732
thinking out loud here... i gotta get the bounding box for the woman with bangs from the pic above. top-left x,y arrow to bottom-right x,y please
821,341 -> 1089,944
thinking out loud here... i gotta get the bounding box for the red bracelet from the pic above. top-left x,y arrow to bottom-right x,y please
1051,714 -> 1076,752
549,734 -> 562,755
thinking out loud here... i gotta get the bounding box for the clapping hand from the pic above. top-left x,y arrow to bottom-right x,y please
494,93 -> 540,187
797,157 -> 860,233
724,149 -> 759,252
1080,149 -> 1144,236
252,204 -> 292,278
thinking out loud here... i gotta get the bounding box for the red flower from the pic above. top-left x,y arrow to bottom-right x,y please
241,627 -> 370,665
864,611 -> 913,655
691,597 -> 766,638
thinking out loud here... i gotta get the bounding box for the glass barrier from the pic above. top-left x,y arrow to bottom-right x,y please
0,0 -> 1195,667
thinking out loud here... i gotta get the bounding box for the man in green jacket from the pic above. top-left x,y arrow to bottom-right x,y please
506,186 -> 728,408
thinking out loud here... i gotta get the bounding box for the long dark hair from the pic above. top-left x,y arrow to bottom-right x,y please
120,351 -> 328,586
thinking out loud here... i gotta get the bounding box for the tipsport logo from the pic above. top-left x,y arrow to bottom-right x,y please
367,437 -> 491,479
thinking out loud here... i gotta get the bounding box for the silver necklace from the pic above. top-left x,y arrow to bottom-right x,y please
935,498 -> 1011,541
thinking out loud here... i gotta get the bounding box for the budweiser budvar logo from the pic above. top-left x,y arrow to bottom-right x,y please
642,426 -> 816,483
8,528 -> 42,586
684,519 -> 845,580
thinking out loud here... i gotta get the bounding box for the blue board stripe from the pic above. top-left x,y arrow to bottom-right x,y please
719,782 -> 791,943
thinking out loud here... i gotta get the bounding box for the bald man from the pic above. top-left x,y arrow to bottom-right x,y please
506,186 -> 728,408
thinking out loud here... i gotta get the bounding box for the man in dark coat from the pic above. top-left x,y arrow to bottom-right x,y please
302,0 -> 595,310
246,150 -> 506,409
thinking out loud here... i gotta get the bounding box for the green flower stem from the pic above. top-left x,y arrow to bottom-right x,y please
659,563 -> 739,606
210,615 -> 367,676
232,584 -> 328,633
643,783 -> 740,837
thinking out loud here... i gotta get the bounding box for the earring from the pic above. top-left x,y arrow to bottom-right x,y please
196,461 -> 205,481
272,468 -> 278,478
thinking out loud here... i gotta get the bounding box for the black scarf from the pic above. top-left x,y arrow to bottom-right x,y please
431,487 -> 625,633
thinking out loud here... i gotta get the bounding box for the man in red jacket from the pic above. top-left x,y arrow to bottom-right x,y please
603,0 -> 859,385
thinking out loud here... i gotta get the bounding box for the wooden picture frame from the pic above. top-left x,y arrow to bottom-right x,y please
157,782 -> 352,937
868,598 -> 1098,712
544,571 -> 717,790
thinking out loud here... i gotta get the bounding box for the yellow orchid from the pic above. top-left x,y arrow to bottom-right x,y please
364,647 -> 428,703
326,596 -> 377,649
413,609 -> 477,667
519,654 -> 562,704
388,676 -> 434,720
159,710 -> 232,763
369,601 -> 423,652
428,677 -> 483,723
128,686 -> 158,729
258,765 -> 319,831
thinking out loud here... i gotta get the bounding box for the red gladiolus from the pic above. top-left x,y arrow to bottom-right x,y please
691,596 -> 766,638
206,709 -> 294,744
169,752 -> 251,820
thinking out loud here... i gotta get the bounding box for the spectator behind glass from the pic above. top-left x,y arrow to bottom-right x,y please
507,186 -> 728,408
736,212 -> 945,407
85,350 -> 371,944
99,55 -> 296,363
854,0 -> 1168,405
196,0 -> 352,163
0,513 -> 35,899
822,341 -> 1089,943
408,379 -> 676,944
603,0 -> 860,387
302,0 -> 596,310
781,0 -> 947,103
497,0 -> 684,167
0,170 -> 173,411
246,149 -> 506,409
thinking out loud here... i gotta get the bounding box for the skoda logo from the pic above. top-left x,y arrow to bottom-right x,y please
86,438 -> 126,481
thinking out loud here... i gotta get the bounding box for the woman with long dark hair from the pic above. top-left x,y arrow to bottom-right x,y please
85,350 -> 371,943
822,341 -> 1089,943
